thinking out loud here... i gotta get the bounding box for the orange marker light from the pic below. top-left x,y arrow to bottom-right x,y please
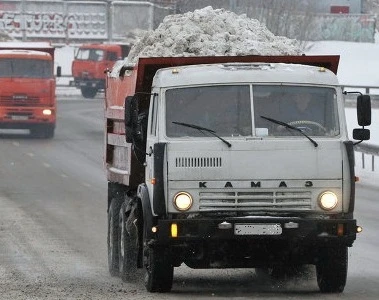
337,224 -> 344,236
151,178 -> 156,185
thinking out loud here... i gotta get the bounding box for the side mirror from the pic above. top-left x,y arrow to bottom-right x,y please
357,95 -> 371,126
353,128 -> 370,141
56,66 -> 62,77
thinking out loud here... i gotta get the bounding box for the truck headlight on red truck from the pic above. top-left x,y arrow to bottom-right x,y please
43,109 -> 52,116
173,191 -> 193,211
318,191 -> 338,211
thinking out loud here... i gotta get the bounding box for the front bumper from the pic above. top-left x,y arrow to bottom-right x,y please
155,217 -> 358,247
0,106 -> 55,129
70,79 -> 104,89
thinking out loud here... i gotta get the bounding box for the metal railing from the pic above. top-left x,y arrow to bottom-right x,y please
355,143 -> 379,172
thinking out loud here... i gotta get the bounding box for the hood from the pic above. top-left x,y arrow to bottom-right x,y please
166,139 -> 343,181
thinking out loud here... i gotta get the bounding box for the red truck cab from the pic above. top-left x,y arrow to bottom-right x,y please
71,43 -> 131,98
0,42 -> 59,138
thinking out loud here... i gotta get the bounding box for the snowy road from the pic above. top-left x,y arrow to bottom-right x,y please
0,98 -> 378,299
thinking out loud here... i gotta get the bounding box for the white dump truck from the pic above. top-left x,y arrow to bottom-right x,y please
104,55 -> 371,293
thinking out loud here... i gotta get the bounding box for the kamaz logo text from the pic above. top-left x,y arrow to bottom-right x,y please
198,181 -> 313,188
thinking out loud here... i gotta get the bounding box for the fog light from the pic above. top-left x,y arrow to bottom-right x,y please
356,226 -> 363,233
171,223 -> 178,238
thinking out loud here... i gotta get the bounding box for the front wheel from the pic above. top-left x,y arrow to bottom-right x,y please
316,246 -> 348,293
144,245 -> 173,292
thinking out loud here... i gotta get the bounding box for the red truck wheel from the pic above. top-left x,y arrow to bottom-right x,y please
81,87 -> 97,98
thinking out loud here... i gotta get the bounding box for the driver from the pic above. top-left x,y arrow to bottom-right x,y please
276,92 -> 325,135
284,93 -> 322,123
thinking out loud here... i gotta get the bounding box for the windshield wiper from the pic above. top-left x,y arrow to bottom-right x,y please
260,116 -> 318,148
172,121 -> 232,148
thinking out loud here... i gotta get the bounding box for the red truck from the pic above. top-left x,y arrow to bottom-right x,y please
71,43 -> 131,98
104,55 -> 370,293
0,42 -> 60,138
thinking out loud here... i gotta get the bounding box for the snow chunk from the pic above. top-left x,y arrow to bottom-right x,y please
125,6 -> 302,65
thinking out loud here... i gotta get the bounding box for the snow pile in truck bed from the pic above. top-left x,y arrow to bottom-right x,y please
125,6 -> 302,65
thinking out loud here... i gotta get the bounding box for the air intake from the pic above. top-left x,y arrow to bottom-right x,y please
175,157 -> 222,168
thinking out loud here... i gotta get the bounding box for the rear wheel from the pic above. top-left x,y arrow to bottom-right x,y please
118,202 -> 138,282
316,246 -> 348,293
144,244 -> 173,292
107,198 -> 122,276
81,87 -> 97,98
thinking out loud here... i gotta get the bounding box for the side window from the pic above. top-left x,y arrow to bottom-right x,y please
107,51 -> 118,61
149,96 -> 158,137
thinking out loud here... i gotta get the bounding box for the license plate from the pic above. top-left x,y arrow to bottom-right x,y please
234,223 -> 282,235
11,115 -> 29,120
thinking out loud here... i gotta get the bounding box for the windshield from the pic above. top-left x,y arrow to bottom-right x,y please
254,85 -> 339,137
166,85 -> 252,137
75,48 -> 104,61
0,58 -> 53,78
165,85 -> 339,138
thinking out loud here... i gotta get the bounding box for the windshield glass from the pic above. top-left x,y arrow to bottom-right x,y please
75,48 -> 104,61
254,85 -> 339,137
0,58 -> 53,78
165,85 -> 339,138
166,85 -> 252,137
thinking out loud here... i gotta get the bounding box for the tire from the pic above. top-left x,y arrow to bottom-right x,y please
316,246 -> 348,293
144,245 -> 174,293
119,202 -> 138,282
81,87 -> 97,98
107,198 -> 122,277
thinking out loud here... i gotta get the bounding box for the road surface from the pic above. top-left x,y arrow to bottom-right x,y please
0,96 -> 378,299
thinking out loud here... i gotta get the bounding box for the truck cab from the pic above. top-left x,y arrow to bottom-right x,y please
0,42 -> 59,138
71,43 -> 131,98
105,56 -> 371,293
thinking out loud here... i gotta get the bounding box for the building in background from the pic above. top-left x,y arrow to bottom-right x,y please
0,0 -> 375,43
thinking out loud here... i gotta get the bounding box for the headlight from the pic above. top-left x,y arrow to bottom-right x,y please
173,192 -> 193,211
318,191 -> 338,211
42,109 -> 52,116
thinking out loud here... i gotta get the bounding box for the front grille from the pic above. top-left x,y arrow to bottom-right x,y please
199,190 -> 312,212
0,95 -> 40,106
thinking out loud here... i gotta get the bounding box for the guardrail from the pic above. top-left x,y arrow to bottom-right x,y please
355,143 -> 379,172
